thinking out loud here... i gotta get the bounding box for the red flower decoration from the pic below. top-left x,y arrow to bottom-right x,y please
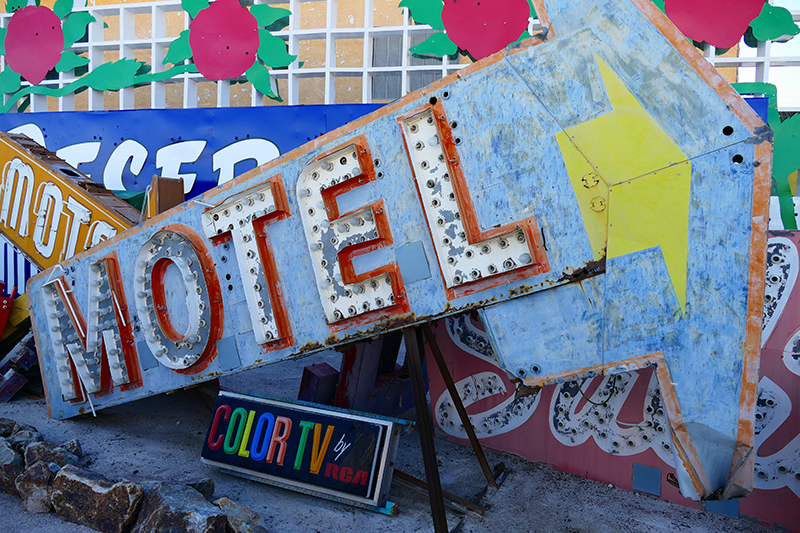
664,0 -> 765,49
441,0 -> 530,59
189,0 -> 259,80
5,6 -> 64,85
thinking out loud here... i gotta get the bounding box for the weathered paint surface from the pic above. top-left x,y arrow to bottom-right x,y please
28,0 -> 769,501
427,231 -> 800,528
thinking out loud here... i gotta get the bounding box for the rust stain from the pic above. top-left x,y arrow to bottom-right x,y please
556,257 -> 606,284
514,381 -> 541,400
298,341 -> 325,352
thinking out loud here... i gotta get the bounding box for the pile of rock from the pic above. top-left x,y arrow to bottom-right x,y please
0,417 -> 267,533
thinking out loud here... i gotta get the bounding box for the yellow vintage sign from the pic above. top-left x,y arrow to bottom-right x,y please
0,132 -> 139,270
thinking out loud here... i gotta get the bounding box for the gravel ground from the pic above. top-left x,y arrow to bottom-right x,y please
0,351 -> 774,533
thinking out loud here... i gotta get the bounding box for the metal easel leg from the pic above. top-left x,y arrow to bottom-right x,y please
422,322 -> 500,489
403,326 -> 448,533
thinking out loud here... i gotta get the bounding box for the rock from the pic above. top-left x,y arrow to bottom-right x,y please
0,462 -> 23,496
131,483 -> 232,533
186,476 -> 215,500
15,460 -> 54,513
0,418 -> 16,437
52,465 -> 143,533
214,497 -> 268,533
0,438 -> 21,466
24,441 -> 79,469
48,462 -> 63,476
123,474 -> 215,501
0,437 -> 23,496
12,422 -> 38,434
7,430 -> 43,454
62,439 -> 83,458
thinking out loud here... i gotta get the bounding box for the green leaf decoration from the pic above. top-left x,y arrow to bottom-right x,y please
138,63 -> 198,83
182,0 -> 209,19
246,62 -> 280,101
18,95 -> 29,113
524,0 -> 536,19
251,4 -> 291,28
0,68 -> 21,94
4,0 -> 25,13
82,59 -> 143,91
410,33 -> 457,56
53,0 -> 73,19
0,61 -> 203,113
750,4 -> 800,42
650,0 -> 665,14
0,28 -> 5,56
399,0 -> 444,30
63,12 -> 96,49
55,51 -> 89,73
137,63 -> 152,76
257,30 -> 297,68
163,30 -> 193,65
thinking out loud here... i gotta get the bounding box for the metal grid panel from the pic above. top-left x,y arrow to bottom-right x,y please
0,1 -> 796,109
0,0 -> 474,110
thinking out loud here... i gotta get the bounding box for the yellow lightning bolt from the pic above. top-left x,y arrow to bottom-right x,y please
556,56 -> 692,312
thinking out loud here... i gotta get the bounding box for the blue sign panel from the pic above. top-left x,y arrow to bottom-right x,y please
0,105 -> 382,197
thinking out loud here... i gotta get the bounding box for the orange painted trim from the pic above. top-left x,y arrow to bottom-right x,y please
397,100 -> 550,301
253,175 -> 295,352
723,138 -> 772,498
521,351 -> 662,388
309,136 -> 410,333
151,257 -> 185,343
158,224 -> 224,376
628,0 -> 764,134
521,351 -> 712,498
103,254 -> 143,393
652,357 -> 714,499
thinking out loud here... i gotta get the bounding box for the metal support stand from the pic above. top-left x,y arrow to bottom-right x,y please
403,326 -> 448,533
422,322 -> 499,489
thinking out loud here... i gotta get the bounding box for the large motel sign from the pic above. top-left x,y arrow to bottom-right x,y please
29,0 -> 770,502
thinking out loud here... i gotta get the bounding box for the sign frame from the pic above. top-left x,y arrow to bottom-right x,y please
200,391 -> 407,514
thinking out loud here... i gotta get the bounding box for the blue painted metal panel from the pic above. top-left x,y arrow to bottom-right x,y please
632,463 -> 662,496
704,498 -> 740,518
0,104 -> 382,196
